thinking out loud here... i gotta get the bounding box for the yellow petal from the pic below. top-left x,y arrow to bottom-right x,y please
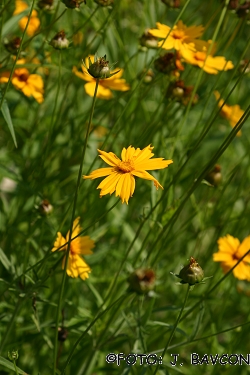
52,232 -> 67,252
84,167 -> 114,180
98,150 -> 121,166
135,158 -> 173,171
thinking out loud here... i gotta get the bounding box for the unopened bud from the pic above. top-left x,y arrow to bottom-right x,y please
49,30 -> 69,50
87,55 -> 119,79
38,199 -> 53,216
179,257 -> 204,285
139,29 -> 158,49
37,0 -> 55,11
205,164 -> 222,187
8,350 -> 19,361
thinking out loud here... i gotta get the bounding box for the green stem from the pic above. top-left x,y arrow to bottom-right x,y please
0,299 -> 22,354
153,284 -> 191,374
13,360 -> 19,375
52,79 -> 99,375
0,0 -> 36,110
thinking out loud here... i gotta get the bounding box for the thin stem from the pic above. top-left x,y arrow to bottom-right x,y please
0,0 -> 36,110
52,79 -> 99,375
153,284 -> 191,375
0,299 -> 22,354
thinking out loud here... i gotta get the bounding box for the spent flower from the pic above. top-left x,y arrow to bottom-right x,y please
84,145 -> 173,204
49,30 -> 70,50
213,234 -> 250,281
52,217 -> 94,280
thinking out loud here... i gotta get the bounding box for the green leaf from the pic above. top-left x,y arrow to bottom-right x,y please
0,356 -> 29,374
0,93 -> 17,148
0,247 -> 12,273
2,10 -> 29,37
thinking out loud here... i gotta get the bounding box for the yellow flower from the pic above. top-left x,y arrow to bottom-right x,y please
14,0 -> 40,37
0,59 -> 44,103
72,56 -> 130,99
214,91 -> 243,136
52,217 -> 94,280
149,20 -> 207,52
213,235 -> 250,281
83,145 -> 173,204
180,48 -> 234,74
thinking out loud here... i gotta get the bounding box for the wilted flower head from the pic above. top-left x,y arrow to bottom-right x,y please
38,199 -> 53,215
213,234 -> 250,281
128,269 -> 156,294
52,217 -> 94,280
62,0 -> 86,8
3,36 -> 22,55
154,52 -> 184,78
167,80 -> 198,106
84,144 -> 173,204
49,30 -> 69,50
37,0 -> 55,12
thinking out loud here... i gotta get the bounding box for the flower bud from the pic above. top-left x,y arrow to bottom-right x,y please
3,36 -> 22,55
128,269 -> 156,294
94,0 -> 113,6
87,55 -> 117,79
49,30 -> 69,50
37,0 -> 55,11
137,68 -> 154,84
38,199 -> 53,216
205,164 -> 222,187
62,0 -> 86,9
8,350 -> 19,361
179,257 -> 204,285
139,29 -> 158,49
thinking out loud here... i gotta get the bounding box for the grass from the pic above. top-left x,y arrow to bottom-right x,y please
0,0 -> 250,374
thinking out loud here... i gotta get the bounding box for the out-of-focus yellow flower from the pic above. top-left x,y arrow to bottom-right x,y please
84,145 -> 173,204
214,91 -> 243,136
14,0 -> 40,36
213,234 -> 250,281
0,59 -> 44,103
72,56 -> 130,99
52,217 -> 94,280
181,48 -> 234,74
149,20 -> 207,52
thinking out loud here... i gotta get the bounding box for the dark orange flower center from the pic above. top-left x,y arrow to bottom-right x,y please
118,160 -> 135,173
172,29 -> 186,40
18,72 -> 29,82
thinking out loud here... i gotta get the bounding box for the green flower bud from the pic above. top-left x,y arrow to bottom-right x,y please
205,164 -> 222,187
128,269 -> 156,294
8,350 -> 19,361
87,55 -> 119,79
179,257 -> 204,285
49,30 -> 69,50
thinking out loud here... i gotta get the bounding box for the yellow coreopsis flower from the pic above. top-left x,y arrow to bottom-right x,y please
83,145 -> 173,204
180,48 -> 234,74
214,91 -> 243,136
149,20 -> 207,52
14,0 -> 40,37
52,217 -> 94,280
72,56 -> 130,99
213,235 -> 250,281
0,59 -> 44,103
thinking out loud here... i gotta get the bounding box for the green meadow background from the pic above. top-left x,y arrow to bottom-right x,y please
0,0 -> 250,374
